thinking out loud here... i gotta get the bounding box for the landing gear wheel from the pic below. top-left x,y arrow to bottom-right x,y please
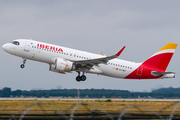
20,58 -> 26,69
76,76 -> 81,82
81,75 -> 86,81
76,72 -> 87,82
20,64 -> 25,68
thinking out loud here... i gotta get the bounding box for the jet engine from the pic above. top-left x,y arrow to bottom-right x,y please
49,58 -> 75,73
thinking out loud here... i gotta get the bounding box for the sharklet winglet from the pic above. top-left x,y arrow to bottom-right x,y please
116,46 -> 126,56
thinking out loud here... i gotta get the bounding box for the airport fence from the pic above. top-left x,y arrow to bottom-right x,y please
0,101 -> 180,120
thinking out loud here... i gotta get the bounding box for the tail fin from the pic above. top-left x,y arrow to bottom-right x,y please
143,42 -> 178,71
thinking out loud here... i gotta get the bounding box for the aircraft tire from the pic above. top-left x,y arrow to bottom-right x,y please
81,75 -> 86,81
76,76 -> 81,82
20,64 -> 25,68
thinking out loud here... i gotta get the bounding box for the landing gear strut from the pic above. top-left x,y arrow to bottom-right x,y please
20,58 -> 26,68
76,72 -> 86,82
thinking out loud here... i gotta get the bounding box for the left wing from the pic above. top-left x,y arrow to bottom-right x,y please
74,46 -> 126,68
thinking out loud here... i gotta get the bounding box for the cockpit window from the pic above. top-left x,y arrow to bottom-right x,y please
12,41 -> 20,45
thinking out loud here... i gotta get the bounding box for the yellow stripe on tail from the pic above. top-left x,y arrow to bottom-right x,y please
157,42 -> 178,53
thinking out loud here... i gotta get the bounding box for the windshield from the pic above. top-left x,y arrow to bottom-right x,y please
11,41 -> 20,45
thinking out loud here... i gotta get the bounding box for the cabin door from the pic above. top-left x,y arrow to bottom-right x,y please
24,41 -> 31,52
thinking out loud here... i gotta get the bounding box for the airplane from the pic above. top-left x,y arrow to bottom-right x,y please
2,39 -> 178,82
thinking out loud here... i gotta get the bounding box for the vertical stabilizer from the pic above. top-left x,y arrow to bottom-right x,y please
143,43 -> 178,71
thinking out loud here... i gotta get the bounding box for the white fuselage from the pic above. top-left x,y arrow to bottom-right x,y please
3,39 -> 139,79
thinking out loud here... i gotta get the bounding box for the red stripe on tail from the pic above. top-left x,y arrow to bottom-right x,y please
143,53 -> 174,71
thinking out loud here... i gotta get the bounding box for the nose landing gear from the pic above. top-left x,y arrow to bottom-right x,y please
20,64 -> 25,68
20,58 -> 26,68
76,72 -> 87,82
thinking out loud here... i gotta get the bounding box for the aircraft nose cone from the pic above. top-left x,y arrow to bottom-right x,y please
2,44 -> 8,51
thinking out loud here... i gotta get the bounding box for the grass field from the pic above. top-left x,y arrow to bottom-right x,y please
0,100 -> 179,115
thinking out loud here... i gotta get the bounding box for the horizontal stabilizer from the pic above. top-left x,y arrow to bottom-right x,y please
151,71 -> 175,76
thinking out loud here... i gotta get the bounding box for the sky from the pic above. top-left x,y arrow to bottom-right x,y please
1,0 -> 180,92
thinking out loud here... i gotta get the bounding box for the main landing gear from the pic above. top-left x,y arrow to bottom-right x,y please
76,72 -> 86,82
20,58 -> 26,68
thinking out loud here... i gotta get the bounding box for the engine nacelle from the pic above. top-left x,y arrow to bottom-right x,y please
49,64 -> 64,73
49,58 -> 74,73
